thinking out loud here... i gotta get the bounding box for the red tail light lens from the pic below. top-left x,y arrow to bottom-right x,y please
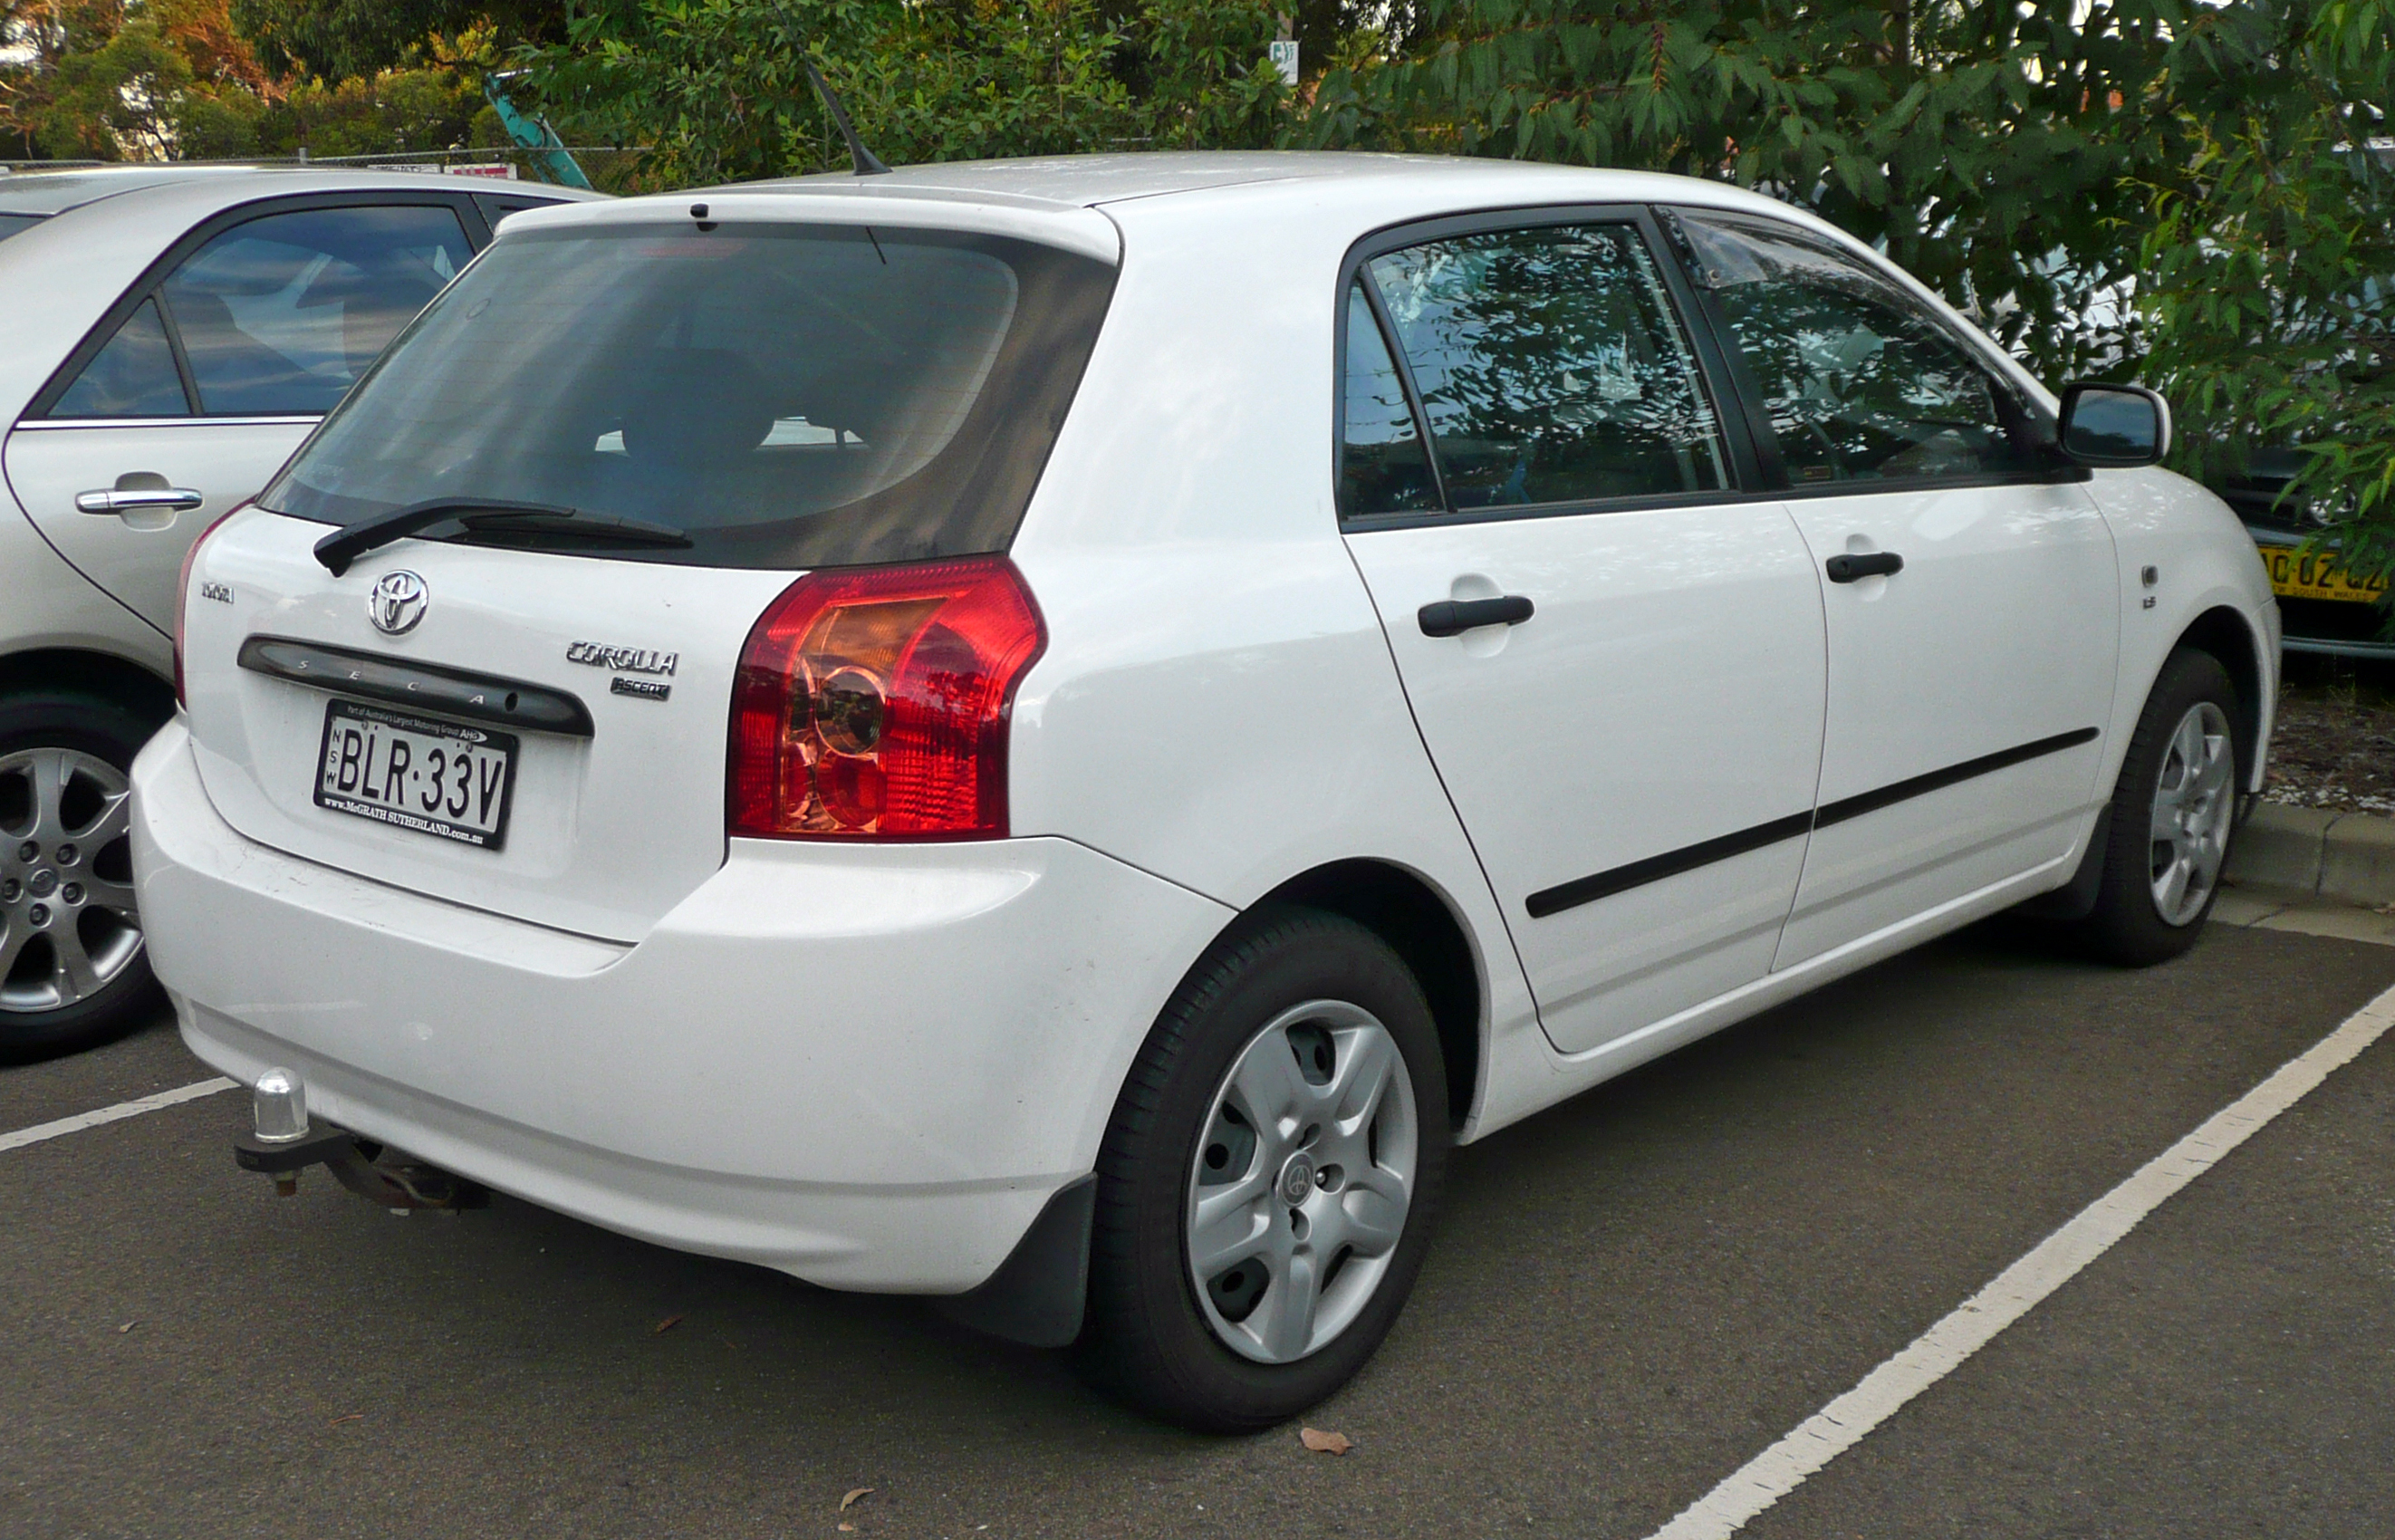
729,556 -> 1045,840
173,503 -> 245,708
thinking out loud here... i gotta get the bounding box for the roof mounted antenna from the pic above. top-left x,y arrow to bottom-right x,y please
801,56 -> 890,177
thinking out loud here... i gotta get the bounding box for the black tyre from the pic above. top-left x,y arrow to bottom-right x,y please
2073,649 -> 2244,966
1080,906 -> 1449,1432
0,688 -> 168,1062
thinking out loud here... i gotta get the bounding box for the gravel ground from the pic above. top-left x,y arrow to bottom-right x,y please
2264,659 -> 2395,815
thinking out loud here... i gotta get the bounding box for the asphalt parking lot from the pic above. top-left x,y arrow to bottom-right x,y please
5,917 -> 2393,1540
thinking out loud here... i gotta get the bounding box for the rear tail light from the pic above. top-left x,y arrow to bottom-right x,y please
728,556 -> 1045,840
173,503 -> 245,708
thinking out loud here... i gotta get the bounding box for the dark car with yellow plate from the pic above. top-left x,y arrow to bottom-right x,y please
2226,447 -> 2392,658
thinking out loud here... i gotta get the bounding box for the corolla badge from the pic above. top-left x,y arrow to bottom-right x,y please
368,570 -> 428,636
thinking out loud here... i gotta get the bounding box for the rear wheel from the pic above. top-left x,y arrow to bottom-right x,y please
2073,649 -> 2243,966
1081,907 -> 1448,1432
0,689 -> 166,1062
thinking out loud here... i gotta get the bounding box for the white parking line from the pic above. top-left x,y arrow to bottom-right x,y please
0,1077 -> 239,1155
1648,978 -> 2395,1540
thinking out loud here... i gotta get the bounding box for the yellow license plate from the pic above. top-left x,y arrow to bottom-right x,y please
2258,546 -> 2389,604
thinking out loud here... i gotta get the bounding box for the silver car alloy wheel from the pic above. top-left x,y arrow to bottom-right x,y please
1185,998 -> 1419,1365
2149,700 -> 2236,928
0,747 -> 144,1014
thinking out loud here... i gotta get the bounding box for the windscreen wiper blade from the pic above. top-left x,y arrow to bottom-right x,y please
313,497 -> 583,575
454,509 -> 694,550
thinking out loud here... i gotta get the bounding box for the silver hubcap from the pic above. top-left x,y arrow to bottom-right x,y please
2149,701 -> 2235,928
1185,999 -> 1419,1365
0,748 -> 142,1014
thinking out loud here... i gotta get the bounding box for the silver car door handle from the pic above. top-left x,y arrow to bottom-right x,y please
76,486 -> 205,514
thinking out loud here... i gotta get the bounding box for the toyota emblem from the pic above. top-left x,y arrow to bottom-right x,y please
368,570 -> 428,636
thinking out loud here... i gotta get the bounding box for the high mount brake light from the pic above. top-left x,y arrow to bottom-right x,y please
728,556 -> 1045,840
173,503 -> 245,709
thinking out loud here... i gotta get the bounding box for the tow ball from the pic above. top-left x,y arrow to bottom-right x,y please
233,1067 -> 488,1214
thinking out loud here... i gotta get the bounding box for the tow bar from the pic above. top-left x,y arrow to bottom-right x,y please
233,1067 -> 488,1214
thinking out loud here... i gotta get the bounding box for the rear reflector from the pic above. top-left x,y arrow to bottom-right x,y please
728,556 -> 1045,840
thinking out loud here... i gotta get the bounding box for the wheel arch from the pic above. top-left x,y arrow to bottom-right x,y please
0,647 -> 175,725
1251,859 -> 1485,1133
2170,606 -> 2267,787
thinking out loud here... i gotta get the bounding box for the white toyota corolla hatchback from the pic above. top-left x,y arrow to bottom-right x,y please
133,152 -> 2276,1429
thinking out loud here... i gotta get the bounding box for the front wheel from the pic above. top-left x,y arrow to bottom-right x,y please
1080,907 -> 1449,1432
2073,648 -> 2243,966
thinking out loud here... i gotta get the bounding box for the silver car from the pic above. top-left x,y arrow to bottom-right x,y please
0,167 -> 602,1059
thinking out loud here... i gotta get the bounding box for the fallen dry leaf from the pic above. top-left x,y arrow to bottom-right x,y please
1299,1427 -> 1353,1456
840,1487 -> 876,1511
117,1321 -> 139,1334
328,1414 -> 363,1428
652,1314 -> 684,1334
837,1526 -> 854,1534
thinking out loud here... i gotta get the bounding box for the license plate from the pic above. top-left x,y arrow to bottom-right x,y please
2258,545 -> 2389,605
313,698 -> 518,850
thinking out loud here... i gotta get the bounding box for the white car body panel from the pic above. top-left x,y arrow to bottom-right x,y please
1343,505 -> 1827,1055
131,154 -> 2283,1296
137,717 -> 1236,1289
1774,480 -> 2121,967
182,514 -> 794,940
2083,465 -> 2280,787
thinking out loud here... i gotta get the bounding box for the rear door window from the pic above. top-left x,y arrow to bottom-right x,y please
1678,213 -> 2039,485
1360,223 -> 1729,511
262,222 -> 1118,570
160,205 -> 474,416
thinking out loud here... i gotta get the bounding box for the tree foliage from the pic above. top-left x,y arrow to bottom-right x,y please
2131,0 -> 2395,575
527,0 -> 1291,188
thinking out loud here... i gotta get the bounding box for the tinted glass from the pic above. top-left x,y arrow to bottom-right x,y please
263,223 -> 1116,571
162,204 -> 472,416
0,213 -> 40,243
53,298 -> 188,418
1367,224 -> 1727,508
1341,282 -> 1439,515
1683,214 -> 2034,485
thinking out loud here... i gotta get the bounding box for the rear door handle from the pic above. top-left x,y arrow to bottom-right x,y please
75,486 -> 204,515
1418,595 -> 1535,637
1824,551 -> 1904,582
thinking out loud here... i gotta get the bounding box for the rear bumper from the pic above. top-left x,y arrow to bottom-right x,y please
131,719 -> 1233,1292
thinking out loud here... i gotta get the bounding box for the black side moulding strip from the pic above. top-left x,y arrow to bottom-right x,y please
1526,727 -> 2102,919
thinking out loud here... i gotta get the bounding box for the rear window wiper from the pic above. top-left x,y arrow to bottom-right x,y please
313,499 -> 688,574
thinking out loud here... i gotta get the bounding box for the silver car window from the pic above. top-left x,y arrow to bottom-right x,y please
53,297 -> 188,418
160,205 -> 472,417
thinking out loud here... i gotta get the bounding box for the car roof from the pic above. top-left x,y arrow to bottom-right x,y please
504,150 -> 1822,268
708,149 -> 1810,214
0,164 -> 607,217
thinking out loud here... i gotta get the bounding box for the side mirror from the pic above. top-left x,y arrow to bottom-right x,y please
2056,382 -> 2171,467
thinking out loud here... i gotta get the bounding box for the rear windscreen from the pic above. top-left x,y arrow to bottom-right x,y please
261,222 -> 1116,569
0,213 -> 41,243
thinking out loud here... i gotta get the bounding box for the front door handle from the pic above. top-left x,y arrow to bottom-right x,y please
1419,594 -> 1535,637
1824,551 -> 1904,582
76,485 -> 204,515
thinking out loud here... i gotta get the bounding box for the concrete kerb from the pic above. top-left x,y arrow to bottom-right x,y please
2227,803 -> 2395,909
